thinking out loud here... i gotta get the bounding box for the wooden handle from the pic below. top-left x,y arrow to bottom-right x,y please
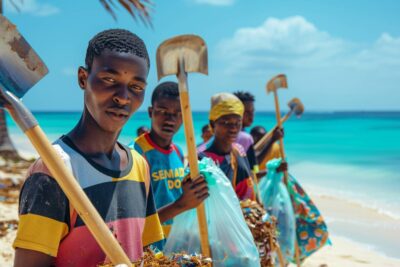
253,110 -> 293,152
272,91 -> 288,184
179,90 -> 211,258
271,91 -> 301,266
25,126 -> 131,265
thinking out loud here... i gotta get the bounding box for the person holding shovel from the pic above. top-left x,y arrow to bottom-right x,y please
13,29 -> 164,267
197,93 -> 257,201
131,81 -> 209,243
251,125 -> 282,172
233,91 -> 284,176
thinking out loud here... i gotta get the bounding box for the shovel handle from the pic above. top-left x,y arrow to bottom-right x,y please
272,91 -> 288,183
24,125 -> 131,265
177,68 -> 211,258
253,110 -> 293,152
271,91 -> 301,267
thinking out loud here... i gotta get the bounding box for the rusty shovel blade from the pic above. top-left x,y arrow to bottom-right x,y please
288,97 -> 304,116
156,34 -> 207,80
266,74 -> 288,93
0,15 -> 48,99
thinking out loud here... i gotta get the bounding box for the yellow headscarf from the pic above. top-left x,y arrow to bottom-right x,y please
209,93 -> 244,121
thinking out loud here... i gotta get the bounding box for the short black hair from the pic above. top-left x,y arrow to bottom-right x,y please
233,91 -> 255,103
151,81 -> 179,105
250,125 -> 266,136
202,124 -> 210,133
85,29 -> 150,72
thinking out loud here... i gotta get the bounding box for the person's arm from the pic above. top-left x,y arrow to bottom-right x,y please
157,174 -> 209,223
256,127 -> 284,163
14,248 -> 54,267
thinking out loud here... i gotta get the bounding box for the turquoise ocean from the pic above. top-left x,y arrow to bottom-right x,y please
5,111 -> 400,258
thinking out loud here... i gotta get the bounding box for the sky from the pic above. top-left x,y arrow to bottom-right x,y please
3,0 -> 400,111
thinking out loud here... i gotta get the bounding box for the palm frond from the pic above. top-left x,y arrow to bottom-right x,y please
100,0 -> 153,26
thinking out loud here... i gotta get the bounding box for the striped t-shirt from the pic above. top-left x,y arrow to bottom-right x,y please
13,136 -> 164,267
198,142 -> 256,201
131,132 -> 184,237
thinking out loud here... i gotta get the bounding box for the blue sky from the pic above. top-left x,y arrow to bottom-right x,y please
3,0 -> 400,111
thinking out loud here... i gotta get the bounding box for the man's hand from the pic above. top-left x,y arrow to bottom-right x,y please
176,174 -> 209,211
272,127 -> 284,142
157,174 -> 209,223
277,161 -> 288,173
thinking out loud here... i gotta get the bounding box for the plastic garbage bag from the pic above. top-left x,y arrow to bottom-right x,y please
164,157 -> 260,267
259,158 -> 296,262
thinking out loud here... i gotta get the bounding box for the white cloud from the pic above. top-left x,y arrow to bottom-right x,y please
217,16 -> 400,75
210,16 -> 400,110
62,67 -> 76,77
354,33 -> 400,69
217,16 -> 350,73
194,0 -> 235,6
5,0 -> 60,16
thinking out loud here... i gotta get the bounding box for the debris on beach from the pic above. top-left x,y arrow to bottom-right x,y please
241,199 -> 279,267
0,155 -> 32,204
0,219 -> 18,238
98,247 -> 212,267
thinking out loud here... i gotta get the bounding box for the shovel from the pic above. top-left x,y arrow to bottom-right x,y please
254,97 -> 304,152
266,74 -> 301,267
0,15 -> 131,265
156,34 -> 211,258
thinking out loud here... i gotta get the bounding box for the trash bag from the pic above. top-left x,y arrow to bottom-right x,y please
258,158 -> 296,262
164,157 -> 260,267
286,174 -> 330,261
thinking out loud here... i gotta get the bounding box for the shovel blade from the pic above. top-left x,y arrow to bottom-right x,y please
156,34 -> 207,80
288,97 -> 304,116
266,74 -> 288,93
0,15 -> 48,99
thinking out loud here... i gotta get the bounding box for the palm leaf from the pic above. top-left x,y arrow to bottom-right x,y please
99,0 -> 153,26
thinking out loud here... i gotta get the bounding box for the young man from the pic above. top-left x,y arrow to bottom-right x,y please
13,29 -> 164,267
232,91 -> 258,175
201,124 -> 212,144
250,125 -> 282,171
197,93 -> 256,201
132,81 -> 208,239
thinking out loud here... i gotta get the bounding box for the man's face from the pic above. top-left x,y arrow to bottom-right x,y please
201,127 -> 212,143
212,114 -> 242,145
251,129 -> 266,144
242,101 -> 255,128
79,50 -> 148,133
149,98 -> 183,141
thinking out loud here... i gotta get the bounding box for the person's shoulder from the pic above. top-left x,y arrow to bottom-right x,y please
236,131 -> 254,151
26,138 -> 71,177
132,133 -> 154,154
238,131 -> 254,142
171,142 -> 184,158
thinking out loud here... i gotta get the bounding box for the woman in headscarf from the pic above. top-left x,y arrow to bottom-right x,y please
197,93 -> 258,200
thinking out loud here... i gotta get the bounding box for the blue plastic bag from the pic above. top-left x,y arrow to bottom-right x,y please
164,157 -> 260,267
259,158 -> 296,262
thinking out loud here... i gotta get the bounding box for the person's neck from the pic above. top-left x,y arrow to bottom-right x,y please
149,129 -> 172,150
67,112 -> 120,158
210,138 -> 232,155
